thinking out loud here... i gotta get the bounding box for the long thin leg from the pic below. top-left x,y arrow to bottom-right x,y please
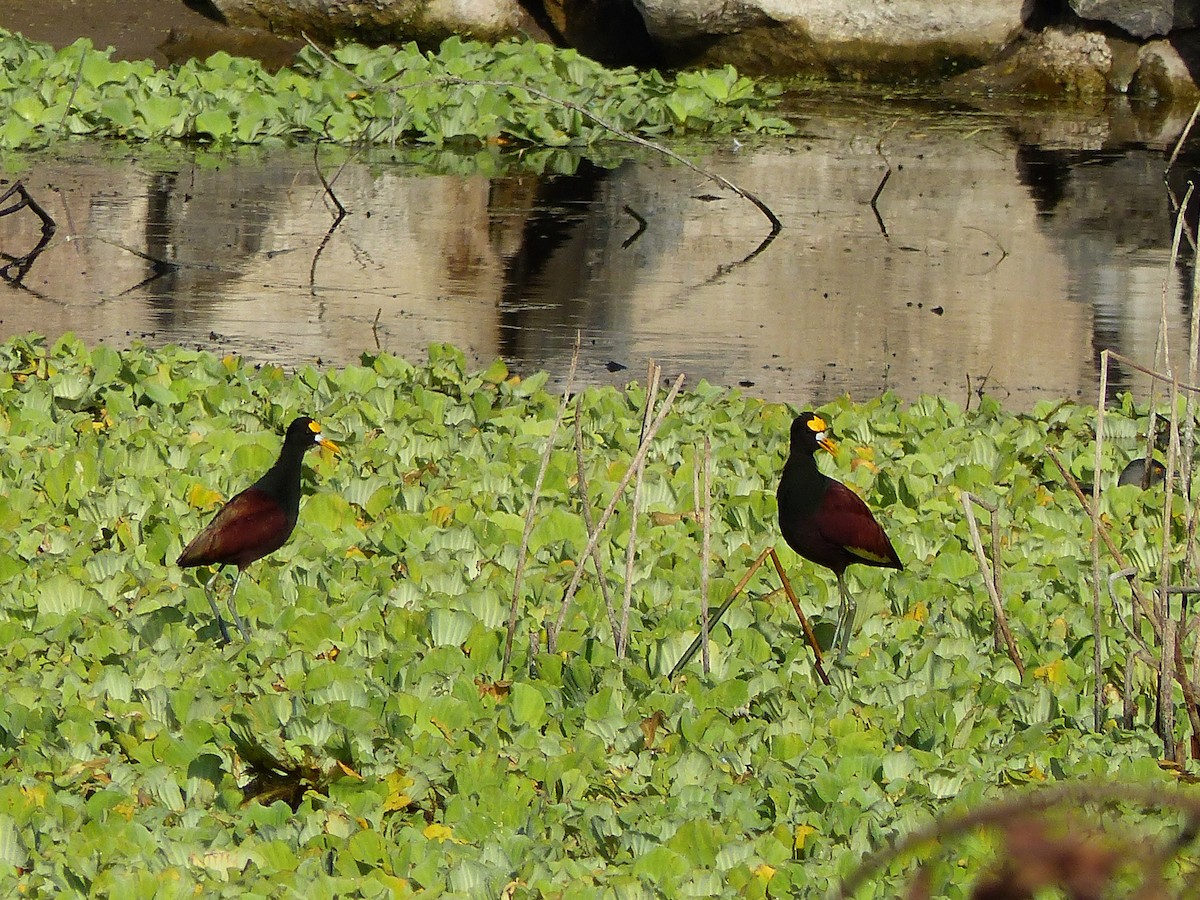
668,547 -> 830,686
835,572 -> 856,663
225,569 -> 251,641
768,549 -> 829,685
669,547 -> 771,679
203,569 -> 232,644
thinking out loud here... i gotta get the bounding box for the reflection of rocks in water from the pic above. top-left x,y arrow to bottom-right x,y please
137,158 -> 303,328
493,159 -> 614,364
1,121 -> 1192,410
1015,142 -> 1195,400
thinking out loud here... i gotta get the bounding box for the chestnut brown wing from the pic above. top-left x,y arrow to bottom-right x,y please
816,481 -> 902,569
176,488 -> 292,569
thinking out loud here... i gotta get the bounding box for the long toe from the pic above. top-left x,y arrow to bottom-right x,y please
203,588 -> 232,643
227,600 -> 251,642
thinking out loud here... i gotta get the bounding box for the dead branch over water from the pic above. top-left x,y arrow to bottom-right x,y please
0,181 -> 57,285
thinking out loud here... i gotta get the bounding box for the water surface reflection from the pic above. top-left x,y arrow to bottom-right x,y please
1,105 -> 1198,411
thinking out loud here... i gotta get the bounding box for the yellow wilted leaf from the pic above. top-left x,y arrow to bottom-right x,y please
794,824 -> 816,850
1028,764 -> 1046,781
79,410 -> 112,433
383,772 -> 413,812
187,483 -> 224,509
753,864 -> 776,882
1049,616 -> 1067,640
649,511 -> 686,526
905,601 -> 928,622
424,823 -> 456,842
20,784 -> 47,808
115,519 -> 134,550
1033,659 -> 1066,685
221,355 -> 238,372
850,446 -> 879,473
114,801 -> 136,821
344,546 -> 367,559
430,505 -> 454,527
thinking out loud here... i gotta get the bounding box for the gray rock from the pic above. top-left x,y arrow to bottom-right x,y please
947,25 -> 1114,100
950,22 -> 1200,105
205,0 -> 545,45
1131,38 -> 1200,102
1069,0 -> 1200,39
629,0 -> 1032,76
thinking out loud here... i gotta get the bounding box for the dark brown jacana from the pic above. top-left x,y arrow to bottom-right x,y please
777,412 -> 901,661
1117,457 -> 1165,489
177,416 -> 339,642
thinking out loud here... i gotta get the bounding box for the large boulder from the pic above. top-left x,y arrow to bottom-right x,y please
947,23 -> 1200,105
1068,0 -> 1200,39
201,0 -> 545,46
627,0 -> 1034,77
199,0 -> 1031,78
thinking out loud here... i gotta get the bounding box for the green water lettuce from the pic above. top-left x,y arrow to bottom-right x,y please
0,31 -> 791,150
0,333 -> 1182,897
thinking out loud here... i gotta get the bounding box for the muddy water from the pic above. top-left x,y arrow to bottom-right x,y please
0,103 -> 1197,411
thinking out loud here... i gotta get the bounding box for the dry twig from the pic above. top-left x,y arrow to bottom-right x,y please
573,395 -> 620,643
617,362 -> 661,658
960,492 -> 1024,677
700,435 -> 712,673
0,181 -> 57,285
548,373 -> 685,654
501,334 -> 580,678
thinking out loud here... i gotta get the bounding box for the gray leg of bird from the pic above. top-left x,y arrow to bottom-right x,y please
204,570 -> 232,643
836,574 -> 855,663
226,569 -> 252,641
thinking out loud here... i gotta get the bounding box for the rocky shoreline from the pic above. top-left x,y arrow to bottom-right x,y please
188,0 -> 1200,103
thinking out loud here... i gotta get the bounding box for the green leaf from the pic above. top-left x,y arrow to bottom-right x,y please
195,107 -> 234,139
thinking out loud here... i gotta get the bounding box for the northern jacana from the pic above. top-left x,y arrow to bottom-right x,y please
177,416 -> 339,642
1117,457 -> 1165,489
777,412 -> 901,661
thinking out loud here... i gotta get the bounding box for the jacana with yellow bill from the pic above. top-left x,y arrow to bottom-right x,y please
177,416 -> 338,642
777,412 -> 901,661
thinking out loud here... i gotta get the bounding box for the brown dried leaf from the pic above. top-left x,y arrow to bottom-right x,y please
477,678 -> 512,699
640,710 -> 665,749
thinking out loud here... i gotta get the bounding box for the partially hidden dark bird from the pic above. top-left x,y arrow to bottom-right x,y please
1117,457 -> 1165,489
777,412 -> 901,661
177,416 -> 339,642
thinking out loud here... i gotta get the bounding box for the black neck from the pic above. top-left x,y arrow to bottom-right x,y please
251,441 -> 309,521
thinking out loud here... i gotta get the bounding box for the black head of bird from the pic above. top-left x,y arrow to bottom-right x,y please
777,412 -> 901,661
176,416 -> 339,642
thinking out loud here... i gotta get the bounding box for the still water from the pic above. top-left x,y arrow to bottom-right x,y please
1,96 -> 1197,411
